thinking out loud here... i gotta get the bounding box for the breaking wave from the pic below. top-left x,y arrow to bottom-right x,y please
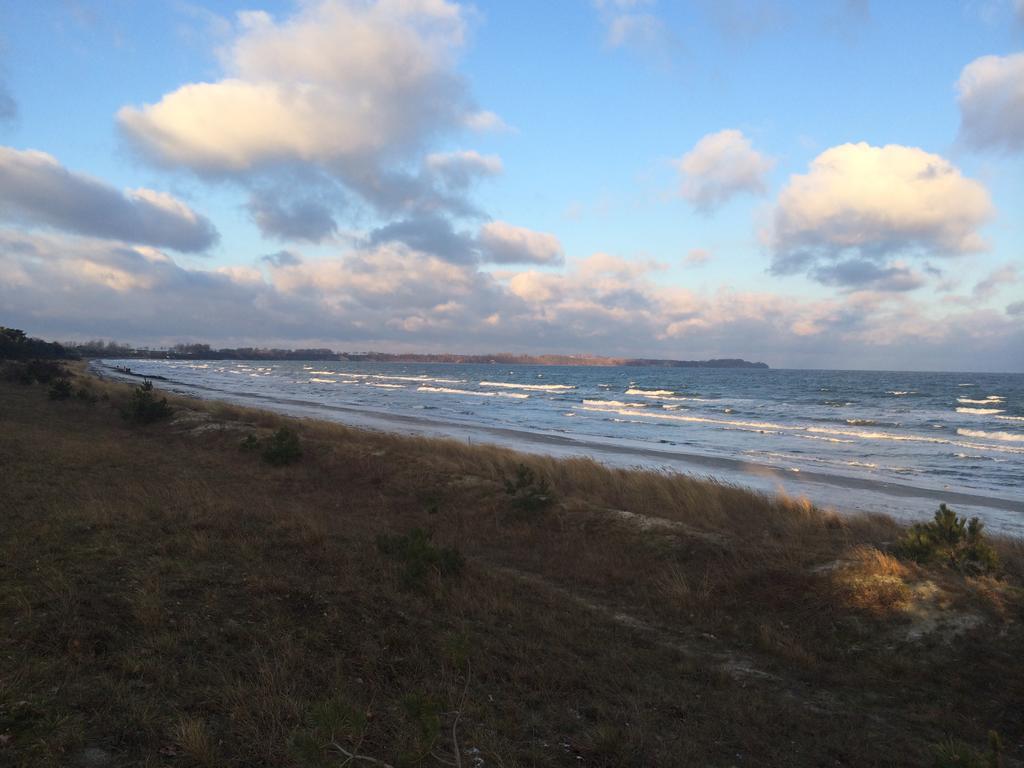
957,429 -> 1024,443
480,381 -> 574,392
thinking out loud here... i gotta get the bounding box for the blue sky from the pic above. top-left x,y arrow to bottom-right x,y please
0,0 -> 1022,370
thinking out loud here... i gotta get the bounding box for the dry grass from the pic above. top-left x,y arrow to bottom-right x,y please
1,365 -> 1022,766
831,546 -> 912,615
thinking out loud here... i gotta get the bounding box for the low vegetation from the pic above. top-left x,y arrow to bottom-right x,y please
0,367 -> 1021,766
899,503 -> 1000,573
376,528 -> 465,592
121,380 -> 173,424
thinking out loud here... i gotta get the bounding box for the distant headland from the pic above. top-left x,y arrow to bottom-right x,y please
1,329 -> 768,369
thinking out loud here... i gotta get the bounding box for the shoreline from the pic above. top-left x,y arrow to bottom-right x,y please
5,361 -> 1023,764
91,360 -> 1024,534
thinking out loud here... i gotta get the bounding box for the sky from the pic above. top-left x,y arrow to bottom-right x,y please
0,0 -> 1022,371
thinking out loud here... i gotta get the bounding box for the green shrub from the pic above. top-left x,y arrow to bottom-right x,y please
261,427 -> 302,466
899,504 -> 999,573
376,528 -> 464,591
122,380 -> 172,424
503,463 -> 555,516
48,378 -> 72,400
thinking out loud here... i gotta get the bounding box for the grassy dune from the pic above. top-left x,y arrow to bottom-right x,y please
1,364 -> 1022,767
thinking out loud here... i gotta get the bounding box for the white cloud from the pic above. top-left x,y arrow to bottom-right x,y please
675,129 -> 774,212
478,221 -> 565,265
119,1 -> 471,172
957,52 -> 1024,153
117,0 -> 499,232
766,142 -> 993,281
0,146 -> 217,252
2,226 -> 1022,370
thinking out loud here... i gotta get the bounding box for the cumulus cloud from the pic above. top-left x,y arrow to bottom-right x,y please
957,52 -> 1024,153
766,142 -> 993,283
675,129 -> 774,212
0,146 -> 218,251
478,221 -> 565,265
120,1 -> 470,171
116,0 -> 501,230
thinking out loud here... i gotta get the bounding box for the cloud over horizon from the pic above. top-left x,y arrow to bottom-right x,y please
766,142 -> 993,286
2,226 -> 1020,371
0,146 -> 218,252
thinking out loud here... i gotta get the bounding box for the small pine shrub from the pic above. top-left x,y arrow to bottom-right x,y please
376,528 -> 464,592
261,427 -> 302,466
48,378 -> 73,400
899,504 -> 999,574
122,380 -> 172,424
503,463 -> 555,516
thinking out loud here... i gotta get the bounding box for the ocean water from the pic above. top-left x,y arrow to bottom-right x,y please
98,359 -> 1024,534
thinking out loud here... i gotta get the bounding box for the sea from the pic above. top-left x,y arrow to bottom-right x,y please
96,359 -> 1024,535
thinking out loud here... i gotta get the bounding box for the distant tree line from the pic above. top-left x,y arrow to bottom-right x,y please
1,327 -> 768,368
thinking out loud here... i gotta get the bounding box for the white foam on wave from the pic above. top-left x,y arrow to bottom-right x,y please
309,377 -> 336,383
886,390 -> 915,396
309,370 -> 335,375
958,396 -> 1004,404
626,388 -> 675,397
480,381 -> 574,392
368,383 -> 404,389
956,407 -> 1004,415
581,403 -> 1024,454
479,382 -> 577,393
996,415 -> 1024,422
419,386 -> 494,397
371,374 -> 464,384
582,399 -> 648,408
796,433 -> 857,444
957,428 -> 1024,443
580,405 -> 791,432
